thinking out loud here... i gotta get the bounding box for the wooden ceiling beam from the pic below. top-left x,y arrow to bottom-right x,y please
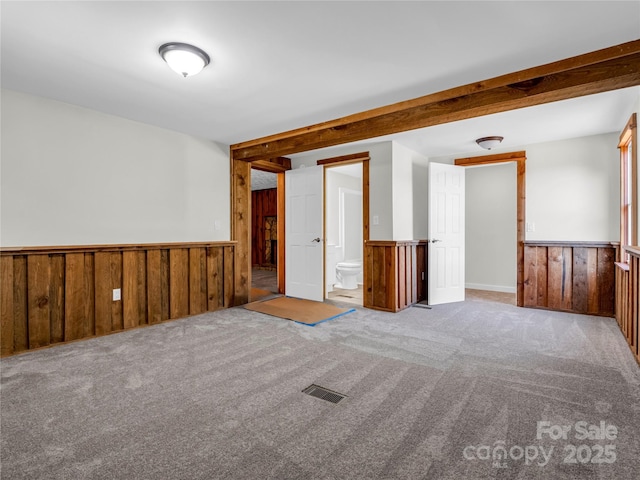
231,39 -> 640,162
317,152 -> 370,166
250,157 -> 291,173
455,151 -> 526,166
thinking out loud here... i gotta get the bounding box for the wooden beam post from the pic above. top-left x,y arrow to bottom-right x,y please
231,157 -> 251,305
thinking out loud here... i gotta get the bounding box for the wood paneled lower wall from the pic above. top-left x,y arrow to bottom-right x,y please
364,241 -> 427,312
0,242 -> 235,357
615,247 -> 640,363
523,241 -> 616,316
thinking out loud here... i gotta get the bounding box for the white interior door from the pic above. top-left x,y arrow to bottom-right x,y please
285,166 -> 324,301
428,162 -> 465,305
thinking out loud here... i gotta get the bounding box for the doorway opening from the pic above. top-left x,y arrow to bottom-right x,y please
464,162 -> 517,306
250,168 -> 278,297
455,151 -> 526,306
324,162 -> 364,307
249,164 -> 288,300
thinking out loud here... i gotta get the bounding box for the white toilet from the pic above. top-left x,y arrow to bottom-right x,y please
335,260 -> 362,290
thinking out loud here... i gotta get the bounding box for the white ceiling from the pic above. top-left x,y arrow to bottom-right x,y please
2,1 -> 639,160
251,169 -> 277,191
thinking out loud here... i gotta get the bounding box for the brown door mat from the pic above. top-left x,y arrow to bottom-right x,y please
250,288 -> 273,302
244,296 -> 355,326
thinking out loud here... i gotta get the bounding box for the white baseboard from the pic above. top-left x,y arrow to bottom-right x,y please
465,283 -> 516,294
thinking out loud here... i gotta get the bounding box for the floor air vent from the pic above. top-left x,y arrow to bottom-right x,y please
302,384 -> 347,404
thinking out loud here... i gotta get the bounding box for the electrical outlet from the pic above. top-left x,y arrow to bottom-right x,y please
526,222 -> 536,232
373,215 -> 379,225
113,288 -> 121,301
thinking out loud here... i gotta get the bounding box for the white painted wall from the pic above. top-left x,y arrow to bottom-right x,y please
343,189 -> 363,261
412,149 -> 430,241
325,167 -> 362,257
465,163 -> 517,292
291,142 -> 393,240
392,142 -> 429,240
431,132 -> 619,290
526,133 -> 619,241
292,141 -> 429,241
0,89 -> 230,247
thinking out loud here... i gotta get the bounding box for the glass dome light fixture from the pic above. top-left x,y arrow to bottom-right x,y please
476,136 -> 504,150
159,42 -> 210,77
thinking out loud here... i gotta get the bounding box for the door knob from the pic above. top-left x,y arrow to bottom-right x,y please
430,238 -> 442,243
312,237 -> 321,243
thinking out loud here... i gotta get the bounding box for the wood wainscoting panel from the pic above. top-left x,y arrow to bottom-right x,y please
160,250 -> 171,322
64,253 -> 87,342
189,247 -> 208,315
13,256 -> 28,353
364,241 -> 427,312
83,253 -> 96,338
0,242 -> 236,357
123,251 -> 142,329
598,247 -> 616,316
366,243 -> 394,311
1,256 -> 15,356
616,263 -> 631,343
27,255 -> 51,349
615,247 -> 640,363
146,249 -> 163,325
109,252 -> 124,332
223,246 -> 235,308
94,252 -> 112,336
49,254 -> 66,343
169,249 -> 189,320
207,246 -> 223,311
524,242 -> 617,316
633,253 -> 639,362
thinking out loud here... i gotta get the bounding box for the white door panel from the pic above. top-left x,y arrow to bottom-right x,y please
428,162 -> 465,305
285,166 -> 324,301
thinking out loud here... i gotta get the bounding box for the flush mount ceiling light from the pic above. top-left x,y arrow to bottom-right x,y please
159,42 -> 210,77
476,136 -> 504,150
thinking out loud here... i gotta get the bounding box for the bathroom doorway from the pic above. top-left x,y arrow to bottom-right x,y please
325,162 -> 364,306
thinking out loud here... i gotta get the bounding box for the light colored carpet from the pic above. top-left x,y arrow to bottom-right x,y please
1,293 -> 639,479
